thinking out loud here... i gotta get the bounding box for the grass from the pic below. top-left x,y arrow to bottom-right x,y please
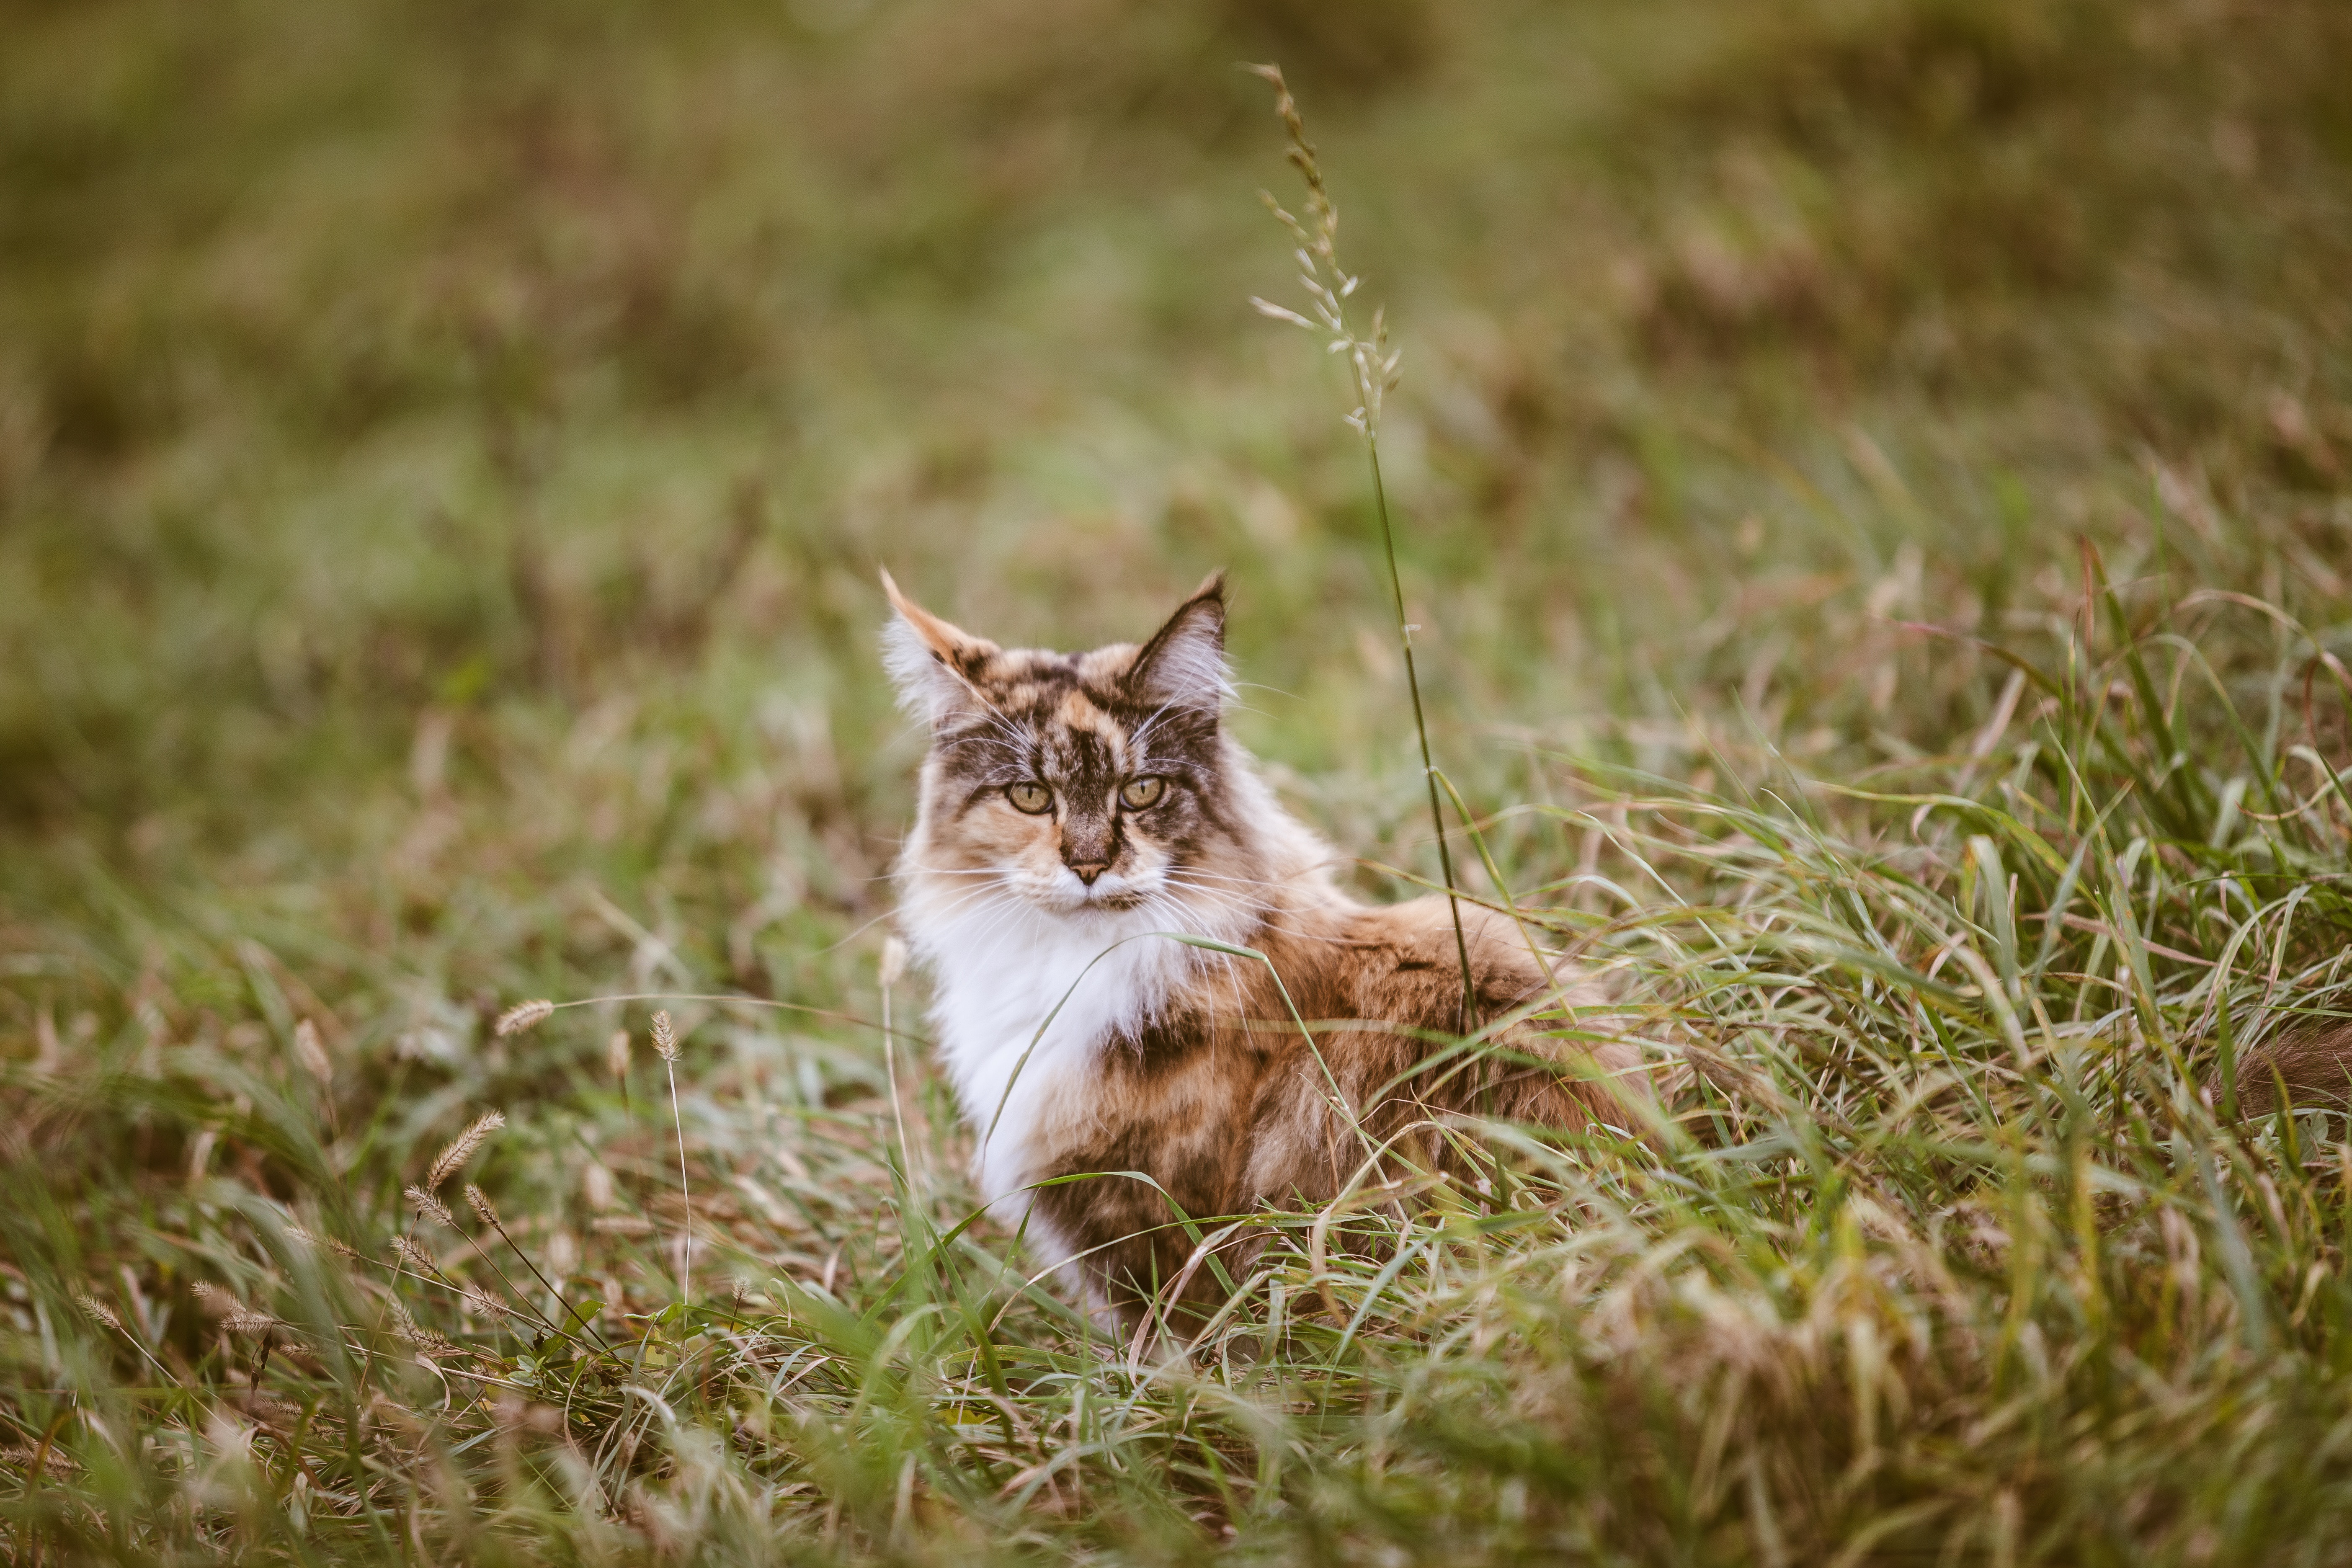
4,0 -> 2352,1560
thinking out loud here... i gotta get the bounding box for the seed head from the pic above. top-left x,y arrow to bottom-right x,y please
464,1184 -> 500,1228
284,1224 -> 363,1262
651,1011 -> 679,1063
78,1293 -> 125,1333
495,999 -> 555,1038
0,1444 -> 80,1476
292,1019 -> 333,1086
880,936 -> 909,989
388,1300 -> 460,1358
405,1185 -> 457,1229
223,1307 -> 279,1338
191,1281 -> 274,1336
426,1110 -> 507,1190
390,1235 -> 441,1278
606,1029 -> 631,1080
463,1287 -> 515,1324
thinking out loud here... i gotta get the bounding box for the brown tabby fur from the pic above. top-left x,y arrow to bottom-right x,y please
2220,1024 -> 2352,1117
884,570 -> 1647,1326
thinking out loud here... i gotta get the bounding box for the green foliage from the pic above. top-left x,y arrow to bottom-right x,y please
4,0 -> 2352,1560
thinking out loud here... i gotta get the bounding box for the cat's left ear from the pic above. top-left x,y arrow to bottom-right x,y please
1126,571 -> 1229,717
880,568 -> 1000,728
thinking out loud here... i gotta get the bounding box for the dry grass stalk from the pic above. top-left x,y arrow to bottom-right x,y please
1247,62 -> 1474,1032
880,937 -> 915,1182
651,1009 -> 692,1302
591,1215 -> 651,1235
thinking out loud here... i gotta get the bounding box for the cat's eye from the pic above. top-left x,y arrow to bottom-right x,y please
1007,781 -> 1054,815
1119,777 -> 1167,810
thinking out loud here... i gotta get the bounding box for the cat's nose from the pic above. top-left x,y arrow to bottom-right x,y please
1067,861 -> 1109,885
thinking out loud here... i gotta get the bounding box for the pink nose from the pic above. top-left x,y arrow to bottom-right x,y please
1068,861 -> 1109,885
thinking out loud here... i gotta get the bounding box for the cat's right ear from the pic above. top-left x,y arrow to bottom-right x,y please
880,568 -> 999,729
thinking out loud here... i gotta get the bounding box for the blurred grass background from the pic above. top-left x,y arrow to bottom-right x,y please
5,0 -> 2352,1560
6,0 -> 2345,922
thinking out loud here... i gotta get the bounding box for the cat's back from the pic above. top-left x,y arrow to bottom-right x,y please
1276,894 -> 1582,1027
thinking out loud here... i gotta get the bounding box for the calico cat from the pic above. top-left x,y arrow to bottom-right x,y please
883,569 -> 1648,1323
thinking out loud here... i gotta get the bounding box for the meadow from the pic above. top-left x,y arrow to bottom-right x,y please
5,0 -> 2352,1560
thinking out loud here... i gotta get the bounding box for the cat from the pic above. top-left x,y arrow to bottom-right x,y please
882,568 -> 1649,1325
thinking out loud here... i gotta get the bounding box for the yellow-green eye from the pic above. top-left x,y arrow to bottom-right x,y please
1007,781 -> 1054,815
1119,777 -> 1166,810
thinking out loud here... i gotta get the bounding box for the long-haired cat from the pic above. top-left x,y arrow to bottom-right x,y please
884,569 -> 1647,1323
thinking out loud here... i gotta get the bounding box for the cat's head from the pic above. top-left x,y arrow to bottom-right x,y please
883,570 -> 1240,917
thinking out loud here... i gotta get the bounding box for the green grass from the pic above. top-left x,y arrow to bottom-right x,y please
5,0 -> 2352,1560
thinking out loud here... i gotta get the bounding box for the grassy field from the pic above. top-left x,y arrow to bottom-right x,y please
5,0 -> 2352,1560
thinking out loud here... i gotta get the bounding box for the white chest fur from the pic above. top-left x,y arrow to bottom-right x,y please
898,878 -> 1246,1263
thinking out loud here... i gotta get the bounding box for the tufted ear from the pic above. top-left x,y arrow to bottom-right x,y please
1125,571 -> 1229,717
880,568 -> 999,729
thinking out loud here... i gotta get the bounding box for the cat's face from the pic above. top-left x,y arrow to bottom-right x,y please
885,572 -> 1238,917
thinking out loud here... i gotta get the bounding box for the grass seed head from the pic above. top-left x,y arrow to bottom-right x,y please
283,1224 -> 363,1261
495,999 -> 555,1037
390,1235 -> 440,1277
463,1287 -> 515,1323
223,1307 -> 279,1338
464,1184 -> 499,1228
77,1293 -> 125,1333
291,1018 -> 332,1085
0,1445 -> 82,1477
880,935 -> 908,988
406,1185 -> 458,1229
426,1109 -> 507,1190
652,1010 -> 679,1063
606,1029 -> 630,1079
387,1300 -> 461,1358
